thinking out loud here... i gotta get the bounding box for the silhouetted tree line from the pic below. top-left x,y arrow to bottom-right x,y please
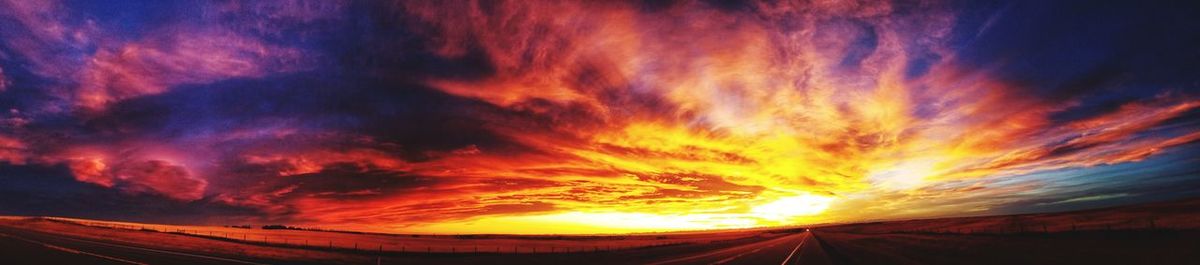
261,224 -> 305,230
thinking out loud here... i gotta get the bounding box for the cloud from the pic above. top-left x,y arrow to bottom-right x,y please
0,0 -> 316,112
66,155 -> 206,201
0,0 -> 1197,233
73,29 -> 311,110
0,0 -> 97,78
241,148 -> 412,176
0,134 -> 25,164
110,159 -> 207,201
373,0 -> 1200,229
1037,193 -> 1132,206
400,0 -> 1182,195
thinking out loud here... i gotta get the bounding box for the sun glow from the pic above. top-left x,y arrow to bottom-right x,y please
868,158 -> 943,190
751,194 -> 835,220
408,212 -> 762,235
405,194 -> 838,234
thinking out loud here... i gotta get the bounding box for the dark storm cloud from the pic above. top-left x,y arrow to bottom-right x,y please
0,163 -> 259,224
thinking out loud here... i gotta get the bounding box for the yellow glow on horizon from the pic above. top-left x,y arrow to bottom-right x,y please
401,193 -> 836,235
405,212 -> 760,235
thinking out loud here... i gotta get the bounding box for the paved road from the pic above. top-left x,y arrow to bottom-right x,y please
0,226 -> 272,265
646,231 -> 833,265
0,230 -> 129,265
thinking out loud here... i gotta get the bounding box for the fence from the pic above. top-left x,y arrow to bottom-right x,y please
887,217 -> 1165,235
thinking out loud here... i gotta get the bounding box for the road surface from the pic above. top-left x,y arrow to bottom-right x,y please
0,226 -> 275,265
646,231 -> 833,265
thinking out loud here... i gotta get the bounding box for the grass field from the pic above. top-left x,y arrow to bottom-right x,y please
0,216 -> 803,264
9,216 -> 784,254
812,230 -> 1200,265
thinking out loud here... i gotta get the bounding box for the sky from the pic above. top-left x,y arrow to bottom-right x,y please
0,0 -> 1198,234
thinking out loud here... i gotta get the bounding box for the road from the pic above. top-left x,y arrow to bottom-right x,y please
646,231 -> 833,265
0,226 -> 274,265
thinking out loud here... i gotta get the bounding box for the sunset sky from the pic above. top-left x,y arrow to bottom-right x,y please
0,0 -> 1198,234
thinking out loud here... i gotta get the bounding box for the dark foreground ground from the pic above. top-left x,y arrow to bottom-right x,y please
2,197 -> 1200,264
0,223 -> 822,265
4,223 -> 1198,265
815,230 -> 1200,265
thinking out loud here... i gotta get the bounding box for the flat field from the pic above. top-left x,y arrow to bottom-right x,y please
0,216 -> 800,264
2,197 -> 1199,264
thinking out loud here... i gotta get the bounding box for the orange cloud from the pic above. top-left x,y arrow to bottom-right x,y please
341,0 -> 1200,231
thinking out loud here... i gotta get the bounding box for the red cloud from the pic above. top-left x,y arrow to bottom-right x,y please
0,135 -> 26,164
112,159 -> 207,201
68,157 -> 207,201
242,148 -> 412,176
67,157 -> 111,187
